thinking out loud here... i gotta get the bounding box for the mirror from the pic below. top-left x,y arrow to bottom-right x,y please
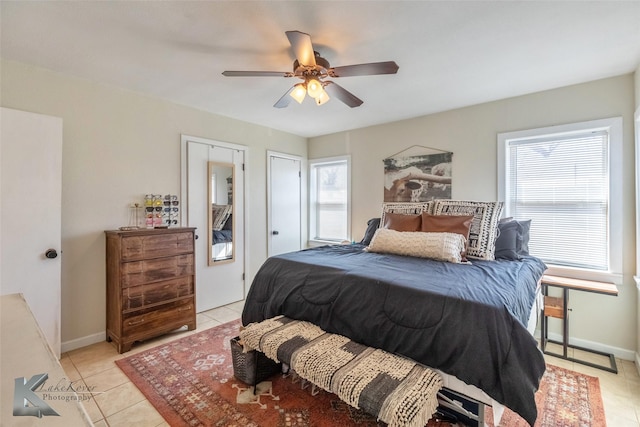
208,161 -> 234,265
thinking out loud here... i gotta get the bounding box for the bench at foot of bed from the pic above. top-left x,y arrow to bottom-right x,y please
239,315 -> 443,427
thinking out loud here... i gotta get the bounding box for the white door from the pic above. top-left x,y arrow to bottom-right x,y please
0,107 -> 62,358
183,137 -> 246,312
268,153 -> 302,256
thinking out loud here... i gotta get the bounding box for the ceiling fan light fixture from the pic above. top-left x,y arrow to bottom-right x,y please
316,89 -> 330,106
306,78 -> 323,99
222,31 -> 398,109
290,83 -> 306,104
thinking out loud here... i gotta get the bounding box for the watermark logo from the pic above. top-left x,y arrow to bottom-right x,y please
13,373 -> 60,418
12,373 -> 99,418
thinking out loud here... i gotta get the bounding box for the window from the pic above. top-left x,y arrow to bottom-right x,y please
309,156 -> 351,243
498,118 -> 622,280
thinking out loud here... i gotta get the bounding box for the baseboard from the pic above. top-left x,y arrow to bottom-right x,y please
61,331 -> 105,353
545,331 -> 636,361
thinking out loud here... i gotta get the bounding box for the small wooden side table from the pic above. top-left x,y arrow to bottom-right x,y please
540,274 -> 619,373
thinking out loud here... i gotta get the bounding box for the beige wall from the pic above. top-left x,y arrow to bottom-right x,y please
309,74 -> 638,357
2,57 -> 637,358
0,60 -> 307,347
635,64 -> 640,109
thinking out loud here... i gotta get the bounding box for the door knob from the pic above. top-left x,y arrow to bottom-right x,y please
272,230 -> 279,235
45,249 -> 58,259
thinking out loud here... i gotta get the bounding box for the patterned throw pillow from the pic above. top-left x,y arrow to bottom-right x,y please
380,202 -> 434,228
212,204 -> 232,231
432,200 -> 503,260
366,229 -> 467,264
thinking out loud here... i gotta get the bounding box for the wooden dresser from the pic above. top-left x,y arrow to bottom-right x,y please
105,227 -> 196,353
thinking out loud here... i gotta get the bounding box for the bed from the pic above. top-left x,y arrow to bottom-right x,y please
212,229 -> 233,244
242,202 -> 546,426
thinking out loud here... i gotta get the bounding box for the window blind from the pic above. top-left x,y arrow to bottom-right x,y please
507,130 -> 609,270
311,160 -> 348,241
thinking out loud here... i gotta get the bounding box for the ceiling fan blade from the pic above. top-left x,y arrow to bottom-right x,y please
324,81 -> 363,108
285,30 -> 316,67
330,61 -> 399,77
222,71 -> 290,77
274,87 -> 294,108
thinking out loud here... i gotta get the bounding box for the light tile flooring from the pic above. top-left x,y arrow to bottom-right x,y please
62,301 -> 640,427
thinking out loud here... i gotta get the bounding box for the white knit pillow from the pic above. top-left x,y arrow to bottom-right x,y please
366,229 -> 466,264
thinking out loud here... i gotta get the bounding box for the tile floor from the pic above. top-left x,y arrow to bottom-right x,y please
61,301 -> 640,427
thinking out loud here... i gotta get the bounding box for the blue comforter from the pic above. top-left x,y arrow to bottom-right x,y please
242,244 -> 547,426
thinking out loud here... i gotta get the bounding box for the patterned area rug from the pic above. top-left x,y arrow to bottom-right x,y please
485,364 -> 606,427
116,320 -> 606,427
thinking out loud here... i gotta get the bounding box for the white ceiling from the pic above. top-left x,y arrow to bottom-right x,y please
2,1 -> 639,138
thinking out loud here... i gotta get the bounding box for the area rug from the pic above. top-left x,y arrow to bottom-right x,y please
485,364 -> 606,427
115,319 -> 606,427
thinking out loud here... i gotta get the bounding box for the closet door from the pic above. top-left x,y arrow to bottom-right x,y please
0,107 -> 62,357
268,152 -> 302,256
183,137 -> 246,312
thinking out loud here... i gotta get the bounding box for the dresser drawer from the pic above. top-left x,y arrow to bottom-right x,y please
121,254 -> 194,287
123,277 -> 194,311
123,299 -> 194,340
121,232 -> 193,261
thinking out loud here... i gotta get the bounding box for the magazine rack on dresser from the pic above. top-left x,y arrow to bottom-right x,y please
105,227 -> 196,353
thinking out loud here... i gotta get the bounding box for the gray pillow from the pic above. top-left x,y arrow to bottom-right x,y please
360,218 -> 381,245
495,219 -> 531,260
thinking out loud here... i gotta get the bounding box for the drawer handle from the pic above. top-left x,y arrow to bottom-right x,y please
127,318 -> 145,326
178,305 -> 193,312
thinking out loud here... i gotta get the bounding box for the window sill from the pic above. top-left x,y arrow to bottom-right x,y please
543,264 -> 623,286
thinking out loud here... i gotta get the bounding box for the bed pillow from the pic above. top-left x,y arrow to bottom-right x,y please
222,214 -> 233,231
505,217 -> 530,255
212,204 -> 232,231
360,218 -> 381,245
518,220 -> 531,255
432,200 -> 503,260
421,213 -> 474,260
367,228 -> 467,264
382,212 -> 422,232
495,218 -> 531,260
380,202 -> 434,228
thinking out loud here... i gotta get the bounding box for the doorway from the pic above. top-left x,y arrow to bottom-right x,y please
181,136 -> 246,312
1,107 -> 63,357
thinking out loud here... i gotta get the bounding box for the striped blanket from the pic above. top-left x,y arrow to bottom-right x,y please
240,316 -> 443,427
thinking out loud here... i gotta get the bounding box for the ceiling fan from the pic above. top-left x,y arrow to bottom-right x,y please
222,31 -> 399,108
